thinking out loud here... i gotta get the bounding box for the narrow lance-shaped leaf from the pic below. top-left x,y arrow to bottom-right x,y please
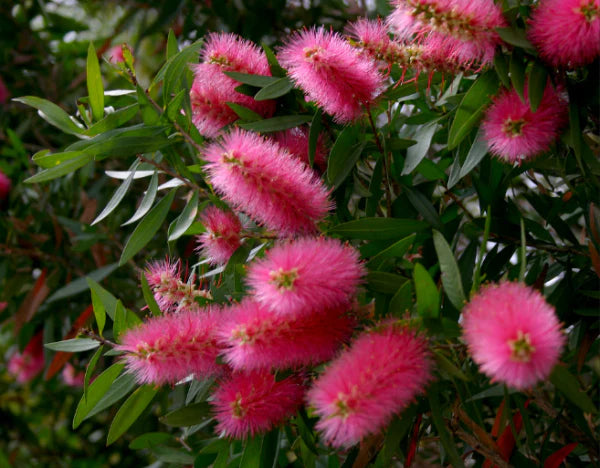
140,271 -> 161,316
414,263 -> 440,319
45,338 -> 101,352
402,122 -> 438,175
87,42 -> 104,121
90,288 -> 106,336
432,230 -> 466,310
84,345 -> 104,402
25,153 -> 94,184
106,385 -> 158,445
92,160 -> 140,225
168,190 -> 199,241
122,172 -> 158,226
13,96 -> 85,136
308,108 -> 322,168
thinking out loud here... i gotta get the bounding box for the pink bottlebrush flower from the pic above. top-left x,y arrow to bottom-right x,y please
145,259 -> 211,313
481,81 -> 568,163
62,363 -> 85,387
218,299 -> 355,371
211,370 -> 304,438
190,33 -> 276,138
388,0 -> 506,66
7,332 -> 45,384
307,322 -> 432,447
203,129 -> 332,235
0,171 -> 11,201
346,18 -> 405,65
0,76 -> 9,105
272,127 -> 328,170
196,206 -> 243,265
529,0 -> 600,68
246,237 -> 364,317
117,307 -> 222,385
278,27 -> 385,122
462,281 -> 565,390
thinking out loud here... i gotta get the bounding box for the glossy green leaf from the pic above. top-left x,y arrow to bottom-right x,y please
83,373 -> 137,422
92,161 -> 139,225
329,142 -> 365,190
45,338 -> 100,352
226,102 -> 262,121
254,77 -> 293,101
32,150 -> 86,169
367,234 -> 416,269
238,115 -> 312,132
141,272 -> 161,316
405,187 -> 442,229
433,350 -> 468,381
166,29 -> 178,60
46,263 -> 119,303
107,385 -> 158,445
550,365 -> 597,414
428,389 -> 465,468
402,122 -> 438,175
25,153 -> 93,183
166,88 -> 186,122
87,42 -> 104,121
159,401 -> 211,427
84,345 -> 104,401
308,109 -> 322,168
458,128 -> 488,179
388,281 -> 413,316
85,104 -> 139,137
432,230 -> 466,310
493,53 -> 510,88
86,277 -> 117,320
510,51 -> 526,101
414,263 -> 440,318
239,434 -> 264,468
528,61 -> 548,112
113,300 -> 126,341
119,189 -> 176,266
223,71 -> 280,87
122,172 -> 158,226
329,218 -> 428,240
14,96 -> 85,136
327,126 -> 357,184
90,288 -> 106,335
130,432 -> 172,450
160,40 -> 203,105
168,191 -> 199,241
73,363 -> 125,428
496,27 -> 535,51
448,71 -> 498,150
367,272 -> 408,294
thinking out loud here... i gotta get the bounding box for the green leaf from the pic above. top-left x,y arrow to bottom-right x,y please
238,115 -> 312,133
458,128 -> 488,179
73,363 -> 125,428
25,153 -> 93,183
141,272 -> 161,316
85,104 -> 139,137
448,71 -> 498,150
166,89 -> 186,122
113,300 -> 126,341
388,281 -> 413,316
151,447 -> 195,464
32,150 -> 86,169
168,191 -> 199,241
528,61 -> 548,112
14,96 -> 85,136
130,432 -> 172,450
329,218 -> 428,241
376,406 -> 417,466
86,277 -> 118,320
367,234 -> 416,269
45,338 -> 100,352
223,71 -> 280,87
90,288 -> 106,335
493,53 -> 510,88
367,272 -> 408,294
166,29 -> 178,60
254,77 -> 293,101
414,263 -> 440,318
405,187 -> 442,229
432,230 -> 466,310
83,373 -> 137,422
550,366 -> 597,414
119,189 -> 176,266
159,402 -> 211,427
159,40 -> 204,105
122,172 -> 158,226
433,350 -> 468,381
308,109 -> 322,168
496,27 -> 535,51
226,102 -> 262,121
428,388 -> 465,468
519,218 -> 527,282
510,51 -> 526,101
402,122 -> 438,175
327,126 -> 361,188
84,345 -> 104,401
239,434 -> 264,468
46,263 -> 119,303
87,42 -> 104,121
92,161 -> 140,225
107,385 -> 158,445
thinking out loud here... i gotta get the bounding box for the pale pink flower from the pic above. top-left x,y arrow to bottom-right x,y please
278,27 -> 385,122
108,45 -> 126,64
462,282 -> 565,390
203,129 -> 332,235
0,171 -> 11,201
62,363 -> 85,387
117,307 -> 222,385
272,127 -> 328,170
529,0 -> 600,68
7,332 -> 45,384
196,206 -> 242,265
145,259 -> 211,312
218,299 -> 355,370
246,237 -> 364,317
201,32 -> 271,75
211,370 -> 304,438
482,81 -> 568,163
307,322 -> 431,447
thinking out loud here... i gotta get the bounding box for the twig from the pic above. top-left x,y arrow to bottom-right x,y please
136,154 -> 206,194
454,430 -> 510,468
81,328 -> 117,347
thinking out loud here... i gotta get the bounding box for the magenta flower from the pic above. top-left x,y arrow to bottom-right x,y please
196,206 -> 243,265
278,27 -> 385,122
218,299 -> 355,371
62,363 -> 85,387
0,171 -> 11,201
201,32 -> 271,75
462,282 -> 565,390
481,81 -> 568,163
0,76 -> 9,105
272,127 -> 328,170
529,0 -> 600,68
7,332 -> 45,384
307,322 -> 431,447
145,259 -> 211,312
203,129 -> 332,235
117,307 -> 222,385
246,237 -> 364,317
211,370 -> 304,438
346,18 -> 404,66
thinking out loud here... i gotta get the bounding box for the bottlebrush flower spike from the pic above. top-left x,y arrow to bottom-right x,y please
247,237 -> 364,317
346,18 -> 405,66
529,0 -> 600,68
481,81 -> 568,163
203,129 -> 332,235
196,206 -> 243,265
272,127 -> 328,170
307,322 -> 432,447
117,307 -> 222,385
145,259 -> 211,312
218,299 -> 355,371
462,282 -> 565,390
278,27 -> 385,122
7,331 -> 45,384
211,370 -> 304,439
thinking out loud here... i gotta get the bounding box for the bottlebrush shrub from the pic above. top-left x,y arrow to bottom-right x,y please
18,0 -> 599,465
